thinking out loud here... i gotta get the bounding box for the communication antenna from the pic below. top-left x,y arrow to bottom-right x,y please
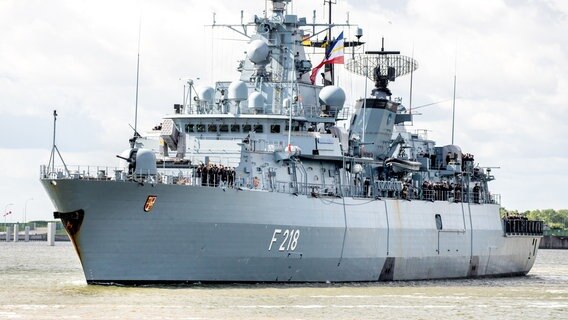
451,54 -> 457,145
47,110 -> 70,176
412,99 -> 452,111
409,45 -> 415,113
362,51 -> 368,144
134,18 -> 142,141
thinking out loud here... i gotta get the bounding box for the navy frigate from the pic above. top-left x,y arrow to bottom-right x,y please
41,0 -> 544,284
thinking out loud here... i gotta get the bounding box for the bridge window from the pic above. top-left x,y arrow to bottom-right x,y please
196,124 -> 206,133
435,214 -> 443,230
243,124 -> 252,133
208,124 -> 218,133
254,124 -> 264,133
271,124 -> 281,133
230,124 -> 240,133
185,124 -> 195,133
219,124 -> 229,133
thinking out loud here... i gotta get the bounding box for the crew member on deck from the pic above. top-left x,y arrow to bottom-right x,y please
473,183 -> 481,204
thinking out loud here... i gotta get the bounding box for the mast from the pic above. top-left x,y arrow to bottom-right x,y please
47,110 -> 70,175
323,0 -> 335,86
49,110 -> 57,174
409,46 -> 414,114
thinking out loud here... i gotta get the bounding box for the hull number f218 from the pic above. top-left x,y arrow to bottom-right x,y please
268,229 -> 300,251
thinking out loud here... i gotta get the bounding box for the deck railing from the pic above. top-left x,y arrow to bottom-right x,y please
503,218 -> 544,236
41,165 -> 500,204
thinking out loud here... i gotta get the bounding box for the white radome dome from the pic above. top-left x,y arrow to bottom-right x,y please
247,39 -> 269,64
228,81 -> 248,102
196,86 -> 215,104
248,92 -> 265,109
319,85 -> 346,109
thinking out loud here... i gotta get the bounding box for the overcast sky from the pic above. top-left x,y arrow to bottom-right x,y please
1,0 -> 566,222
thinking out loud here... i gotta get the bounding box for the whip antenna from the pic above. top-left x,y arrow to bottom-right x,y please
134,18 -> 142,139
451,52 -> 457,145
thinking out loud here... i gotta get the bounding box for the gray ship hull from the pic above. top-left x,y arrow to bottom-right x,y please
41,179 -> 541,284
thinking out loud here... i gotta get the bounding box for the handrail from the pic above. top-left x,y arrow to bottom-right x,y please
40,164 -> 500,204
503,218 -> 544,236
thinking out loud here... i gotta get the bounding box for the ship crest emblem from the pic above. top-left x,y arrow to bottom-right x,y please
144,195 -> 157,212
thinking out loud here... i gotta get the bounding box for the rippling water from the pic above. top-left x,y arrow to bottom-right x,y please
0,242 -> 566,319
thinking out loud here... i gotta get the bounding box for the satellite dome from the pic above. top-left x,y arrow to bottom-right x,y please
228,81 -> 248,102
319,85 -> 346,108
248,92 -> 265,110
247,39 -> 270,64
196,86 -> 215,104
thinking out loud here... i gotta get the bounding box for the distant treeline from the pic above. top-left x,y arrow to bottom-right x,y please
501,208 -> 568,230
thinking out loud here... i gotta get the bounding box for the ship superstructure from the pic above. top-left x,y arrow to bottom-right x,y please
41,0 -> 543,284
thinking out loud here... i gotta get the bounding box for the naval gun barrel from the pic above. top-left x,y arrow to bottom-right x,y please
116,155 -> 131,162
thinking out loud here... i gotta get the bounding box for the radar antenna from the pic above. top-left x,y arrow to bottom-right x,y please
345,38 -> 418,97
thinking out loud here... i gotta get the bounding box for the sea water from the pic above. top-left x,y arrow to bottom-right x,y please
0,242 -> 566,319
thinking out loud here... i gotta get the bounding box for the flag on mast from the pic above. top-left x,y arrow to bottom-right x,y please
301,34 -> 312,46
310,31 -> 344,84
